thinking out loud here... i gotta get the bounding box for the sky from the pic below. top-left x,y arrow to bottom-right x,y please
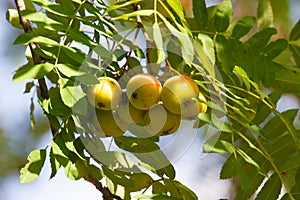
1,0 -> 300,200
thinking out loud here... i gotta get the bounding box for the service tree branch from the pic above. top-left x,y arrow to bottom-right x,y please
14,1 -> 122,199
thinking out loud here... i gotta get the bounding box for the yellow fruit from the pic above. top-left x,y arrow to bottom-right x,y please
87,77 -> 122,110
144,103 -> 181,136
115,98 -> 146,125
126,74 -> 162,110
182,92 -> 207,120
161,75 -> 199,115
93,109 -> 126,137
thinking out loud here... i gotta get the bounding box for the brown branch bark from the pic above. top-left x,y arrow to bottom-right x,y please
14,0 -> 57,134
85,176 -> 122,200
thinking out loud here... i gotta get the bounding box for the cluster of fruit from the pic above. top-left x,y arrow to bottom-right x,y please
86,73 -> 207,137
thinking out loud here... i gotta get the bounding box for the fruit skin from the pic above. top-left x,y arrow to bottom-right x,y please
115,99 -> 146,125
182,92 -> 207,120
87,77 -> 122,110
126,74 -> 162,110
93,109 -> 126,137
144,103 -> 181,136
161,75 -> 199,115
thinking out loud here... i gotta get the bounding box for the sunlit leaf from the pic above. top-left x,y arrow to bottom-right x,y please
257,0 -> 274,30
153,22 -> 165,64
21,10 -> 64,30
57,64 -> 85,77
20,149 -> 46,183
32,0 -> 75,17
14,33 -> 59,46
6,9 -> 23,29
59,78 -> 85,108
13,63 -> 54,82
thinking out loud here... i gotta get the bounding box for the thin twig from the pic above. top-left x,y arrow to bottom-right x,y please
85,176 -> 122,200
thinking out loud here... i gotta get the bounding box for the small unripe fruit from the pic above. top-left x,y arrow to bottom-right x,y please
87,77 -> 122,110
126,74 -> 162,110
161,75 -> 199,115
144,103 -> 181,136
93,109 -> 126,137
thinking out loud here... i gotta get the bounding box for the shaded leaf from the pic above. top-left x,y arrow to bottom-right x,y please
23,81 -> 35,93
214,0 -> 232,32
231,16 -> 256,39
192,0 -> 207,28
290,19 -> 300,41
49,147 -> 61,179
256,173 -> 281,200
262,109 -> 298,141
264,39 -> 288,59
275,69 -> 300,95
252,90 -> 282,125
20,149 -> 46,183
215,34 -> 234,73
247,28 -> 277,51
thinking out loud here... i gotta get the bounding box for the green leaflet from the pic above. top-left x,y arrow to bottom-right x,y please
58,78 -> 85,108
231,16 -> 256,39
114,136 -> 175,179
13,63 -> 54,82
21,10 -> 64,31
196,33 -> 216,75
264,39 -> 289,59
164,179 -> 198,200
257,0 -> 274,30
192,0 -> 207,28
14,33 -> 60,46
214,0 -> 232,32
49,146 -> 61,179
6,9 -> 23,29
215,34 -> 235,73
20,149 -> 46,183
153,22 -> 165,64
32,0 -> 74,17
290,19 -> 300,41
256,173 -> 281,200
252,90 -> 282,125
262,109 -> 298,141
